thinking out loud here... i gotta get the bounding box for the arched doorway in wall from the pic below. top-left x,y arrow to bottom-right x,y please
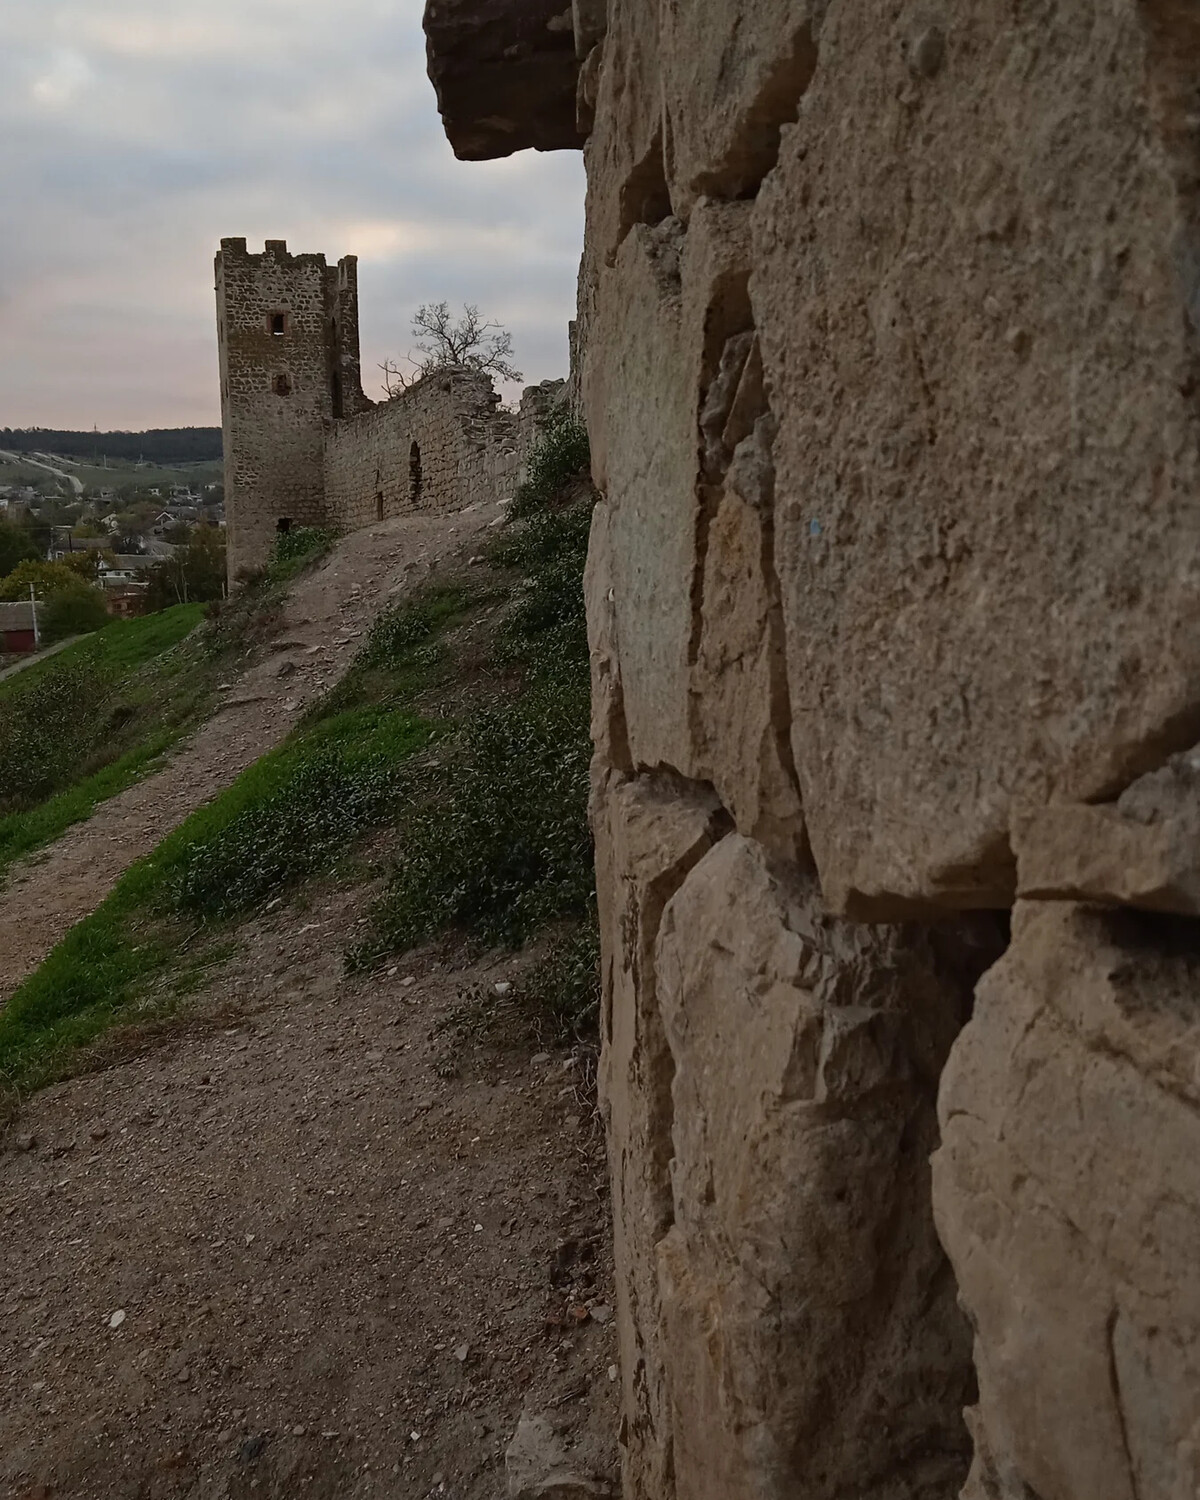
409,440 -> 423,508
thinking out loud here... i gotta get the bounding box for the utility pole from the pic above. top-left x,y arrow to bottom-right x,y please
29,583 -> 40,650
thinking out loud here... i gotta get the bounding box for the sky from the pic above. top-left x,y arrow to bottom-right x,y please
0,0 -> 586,429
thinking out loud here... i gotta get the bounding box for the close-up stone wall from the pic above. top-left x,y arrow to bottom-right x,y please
425,1 -> 1200,1497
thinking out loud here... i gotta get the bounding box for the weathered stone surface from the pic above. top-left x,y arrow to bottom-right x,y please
591,770 -> 726,1500
583,0 -> 669,268
654,834 -> 998,1499
660,0 -> 819,217
585,221 -> 694,774
693,391 -> 804,857
586,200 -> 795,806
934,901 -> 1200,1500
423,0 -> 585,160
1015,745 -> 1200,915
583,500 -> 630,771
506,1412 -> 615,1498
753,0 -> 1200,916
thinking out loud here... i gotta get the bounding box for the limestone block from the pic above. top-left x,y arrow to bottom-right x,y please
660,0 -> 819,218
424,0 -> 585,161
934,901 -> 1200,1500
570,0 -> 606,60
591,770 -> 726,1500
653,834 -> 999,1500
586,202 -> 770,784
583,0 -> 668,268
585,222 -> 694,773
693,407 -> 804,857
1014,745 -> 1200,915
583,500 -> 630,770
752,0 -> 1200,916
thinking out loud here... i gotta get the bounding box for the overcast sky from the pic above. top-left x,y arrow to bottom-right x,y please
0,0 -> 585,430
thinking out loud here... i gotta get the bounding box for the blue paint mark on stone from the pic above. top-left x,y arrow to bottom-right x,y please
809,519 -> 822,537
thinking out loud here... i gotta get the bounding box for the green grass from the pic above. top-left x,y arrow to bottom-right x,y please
0,703 -> 434,1095
3,415 -> 603,1092
0,525 -> 343,882
0,603 -> 203,707
0,729 -> 181,873
349,422 -> 599,1016
0,605 -> 209,883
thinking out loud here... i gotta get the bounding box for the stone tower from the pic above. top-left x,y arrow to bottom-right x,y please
215,238 -> 370,579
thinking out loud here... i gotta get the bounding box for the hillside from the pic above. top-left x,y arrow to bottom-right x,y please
0,427 -> 222,465
0,417 -> 616,1499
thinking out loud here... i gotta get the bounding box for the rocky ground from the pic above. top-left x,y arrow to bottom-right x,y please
0,880 -> 618,1499
0,502 -> 506,1001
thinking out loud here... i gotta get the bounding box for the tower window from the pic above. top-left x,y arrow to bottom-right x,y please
274,372 -> 292,397
409,441 -> 423,507
269,311 -> 287,337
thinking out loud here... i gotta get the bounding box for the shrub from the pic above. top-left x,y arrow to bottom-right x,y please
41,583 -> 110,643
0,558 -> 81,601
508,410 -> 591,519
171,709 -> 432,922
267,526 -> 337,582
352,670 -> 593,963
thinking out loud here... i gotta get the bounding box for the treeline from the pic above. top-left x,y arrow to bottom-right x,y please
0,427 -> 223,465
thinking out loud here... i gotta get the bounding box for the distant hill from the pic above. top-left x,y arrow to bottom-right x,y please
0,427 -> 223,465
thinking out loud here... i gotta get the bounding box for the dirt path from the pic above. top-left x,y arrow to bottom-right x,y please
0,884 -> 617,1499
0,505 -> 502,1001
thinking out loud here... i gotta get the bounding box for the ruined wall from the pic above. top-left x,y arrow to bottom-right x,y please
218,239 -> 561,576
325,367 -> 514,529
427,2 -> 1200,1498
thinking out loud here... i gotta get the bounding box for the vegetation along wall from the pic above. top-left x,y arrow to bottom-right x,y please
424,2 -> 1200,1498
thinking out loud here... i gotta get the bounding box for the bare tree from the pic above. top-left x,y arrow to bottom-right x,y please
381,302 -> 522,397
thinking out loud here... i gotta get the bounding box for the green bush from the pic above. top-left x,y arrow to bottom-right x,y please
41,583 -> 110,643
508,410 -> 591,519
267,526 -> 337,582
519,915 -> 601,1045
352,662 -> 592,965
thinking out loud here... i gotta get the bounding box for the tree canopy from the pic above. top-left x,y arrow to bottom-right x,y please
381,303 -> 522,397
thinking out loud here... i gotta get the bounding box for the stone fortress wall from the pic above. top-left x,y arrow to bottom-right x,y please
215,236 -> 561,579
425,3 -> 1200,1499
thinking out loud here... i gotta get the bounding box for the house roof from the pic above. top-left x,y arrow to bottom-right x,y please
0,601 -> 39,630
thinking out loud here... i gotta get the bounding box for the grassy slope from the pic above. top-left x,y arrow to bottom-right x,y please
0,607 -> 207,876
0,420 -> 598,1097
0,528 -> 336,882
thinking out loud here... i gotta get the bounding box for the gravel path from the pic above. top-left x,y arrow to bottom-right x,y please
0,885 -> 617,1499
0,505 -> 501,1002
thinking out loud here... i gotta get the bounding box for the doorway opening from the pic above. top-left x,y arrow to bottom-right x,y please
409,441 -> 423,507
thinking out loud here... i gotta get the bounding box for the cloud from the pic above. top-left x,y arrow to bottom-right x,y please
0,0 -> 584,428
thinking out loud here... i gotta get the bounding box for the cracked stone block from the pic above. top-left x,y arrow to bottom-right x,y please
653,834 -> 999,1500
934,900 -> 1200,1500
1014,745 -> 1200,914
591,770 -> 726,1500
583,0 -> 669,268
753,0 -> 1200,916
661,0 -> 820,218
